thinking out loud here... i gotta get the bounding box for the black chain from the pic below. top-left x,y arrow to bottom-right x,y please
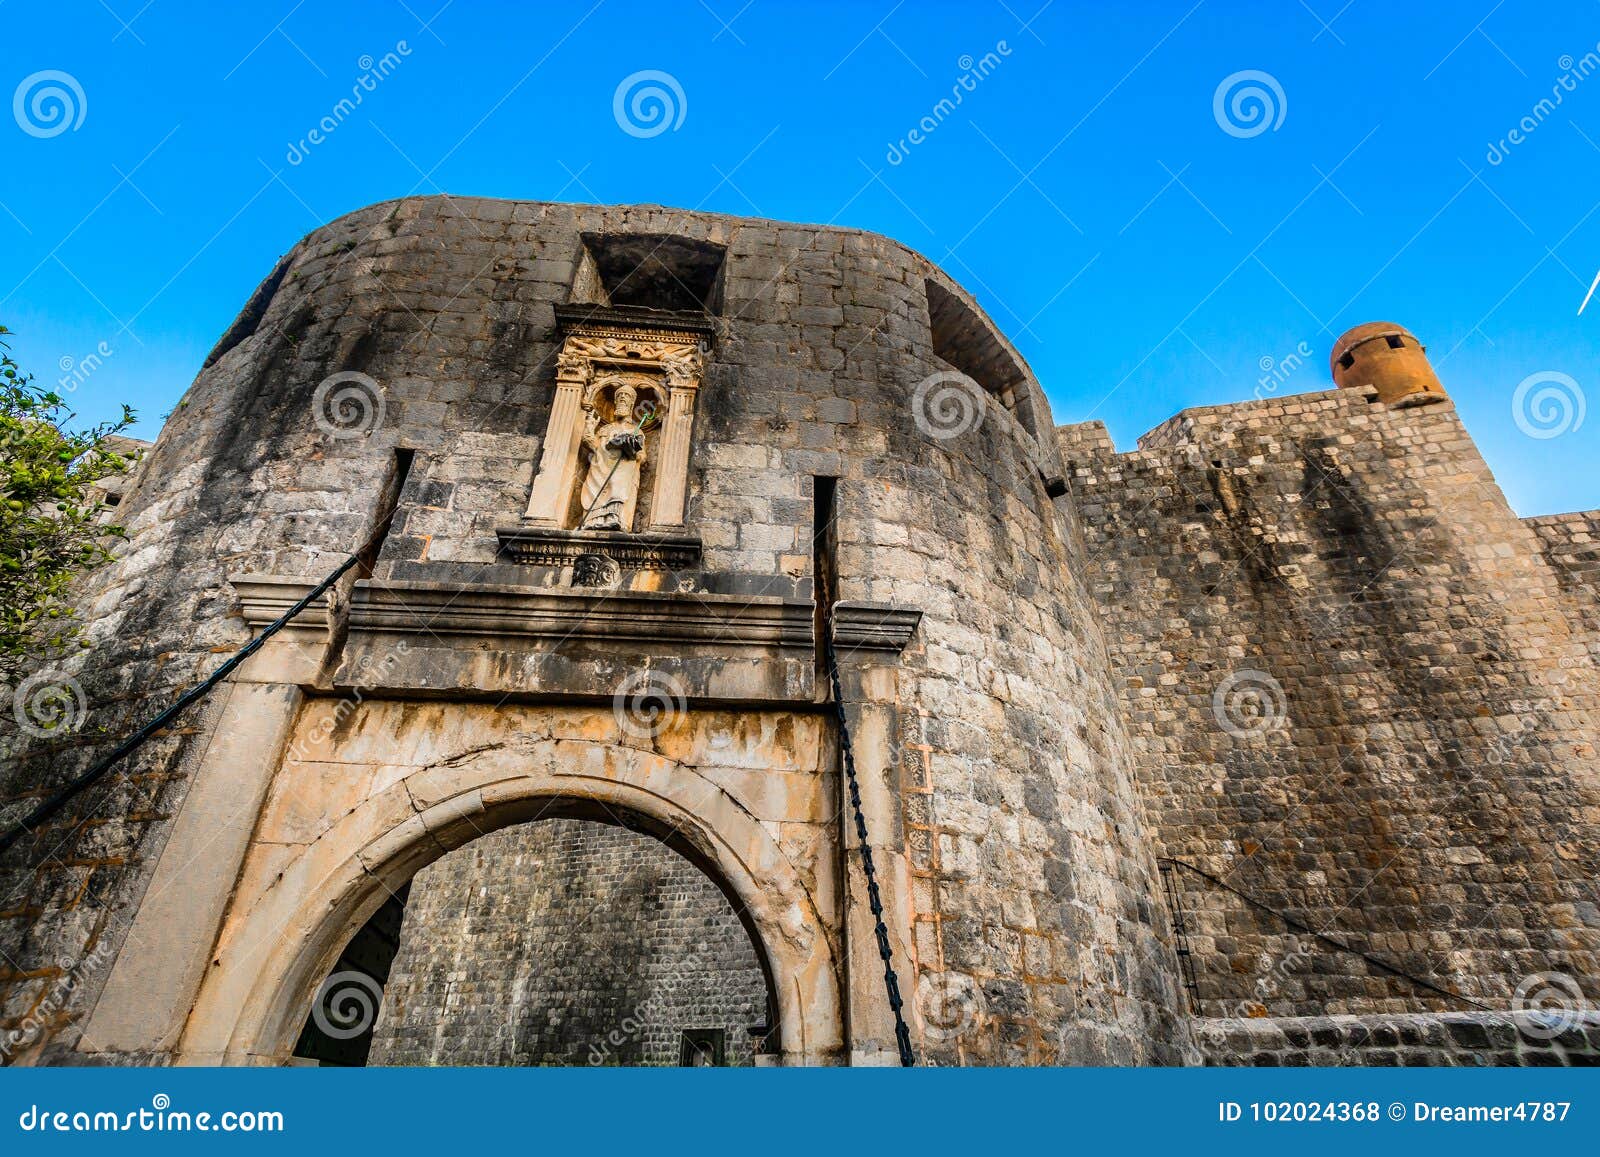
820,576 -> 916,1067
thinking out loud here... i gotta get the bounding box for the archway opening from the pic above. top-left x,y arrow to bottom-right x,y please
290,803 -> 778,1067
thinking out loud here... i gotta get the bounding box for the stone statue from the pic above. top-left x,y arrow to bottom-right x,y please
579,383 -> 650,531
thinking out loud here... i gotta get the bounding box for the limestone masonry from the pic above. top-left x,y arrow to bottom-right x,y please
0,199 -> 1595,1067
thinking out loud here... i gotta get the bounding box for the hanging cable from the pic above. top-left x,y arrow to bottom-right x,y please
1159,856 -> 1492,1010
1,399 -> 667,860
0,510 -> 400,859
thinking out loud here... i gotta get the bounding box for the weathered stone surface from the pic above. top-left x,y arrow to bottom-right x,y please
1197,1012 -> 1600,1066
1,197 -> 1592,1068
1065,385 -> 1600,1026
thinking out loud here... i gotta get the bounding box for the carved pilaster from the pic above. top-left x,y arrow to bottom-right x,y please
523,358 -> 592,525
650,375 -> 698,528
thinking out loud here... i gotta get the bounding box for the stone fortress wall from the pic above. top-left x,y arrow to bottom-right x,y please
0,198 -> 1593,1067
1061,338 -> 1600,1051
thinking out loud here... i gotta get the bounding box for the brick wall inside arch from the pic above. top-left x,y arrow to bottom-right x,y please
366,817 -> 770,1067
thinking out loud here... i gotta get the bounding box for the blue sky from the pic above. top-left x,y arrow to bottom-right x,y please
5,0 -> 1598,514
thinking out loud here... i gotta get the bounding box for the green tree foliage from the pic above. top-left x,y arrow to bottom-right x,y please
0,324 -> 135,685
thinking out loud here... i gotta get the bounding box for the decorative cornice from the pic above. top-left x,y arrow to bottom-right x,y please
553,303 -> 715,341
231,575 -> 331,629
351,581 -> 811,647
495,526 -> 702,572
831,602 -> 923,653
229,574 -> 812,649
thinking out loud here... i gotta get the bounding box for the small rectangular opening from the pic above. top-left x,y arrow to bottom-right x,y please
575,233 -> 727,314
1385,334 -> 1405,349
812,476 -> 839,700
358,448 -> 416,579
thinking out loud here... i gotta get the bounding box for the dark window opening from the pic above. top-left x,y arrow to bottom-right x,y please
1338,352 -> 1356,369
923,278 -> 1036,436
1385,334 -> 1405,349
575,233 -> 727,314
679,1028 -> 727,1067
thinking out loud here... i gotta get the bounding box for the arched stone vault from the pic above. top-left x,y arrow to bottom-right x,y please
173,706 -> 844,1066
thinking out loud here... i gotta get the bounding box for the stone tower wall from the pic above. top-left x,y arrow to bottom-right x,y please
367,819 -> 768,1067
1,197 -> 1190,1066
9,194 -> 1591,1067
1525,511 -> 1600,670
1062,387 -> 1600,1019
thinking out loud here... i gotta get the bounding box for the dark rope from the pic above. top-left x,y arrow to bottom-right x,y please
0,403 -> 666,860
0,517 -> 393,859
1159,856 -> 1492,1011
820,572 -> 916,1066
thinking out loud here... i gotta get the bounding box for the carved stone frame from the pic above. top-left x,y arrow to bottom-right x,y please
523,320 -> 706,531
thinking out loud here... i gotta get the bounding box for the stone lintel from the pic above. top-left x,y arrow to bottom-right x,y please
230,574 -> 331,631
348,578 -> 809,647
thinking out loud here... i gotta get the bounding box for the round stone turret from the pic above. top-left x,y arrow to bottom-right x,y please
1330,321 -> 1447,406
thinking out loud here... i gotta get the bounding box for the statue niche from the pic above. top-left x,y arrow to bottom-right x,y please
577,376 -> 663,533
505,315 -> 707,584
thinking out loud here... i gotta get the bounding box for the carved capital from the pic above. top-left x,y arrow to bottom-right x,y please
555,350 -> 594,382
660,347 -> 705,392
